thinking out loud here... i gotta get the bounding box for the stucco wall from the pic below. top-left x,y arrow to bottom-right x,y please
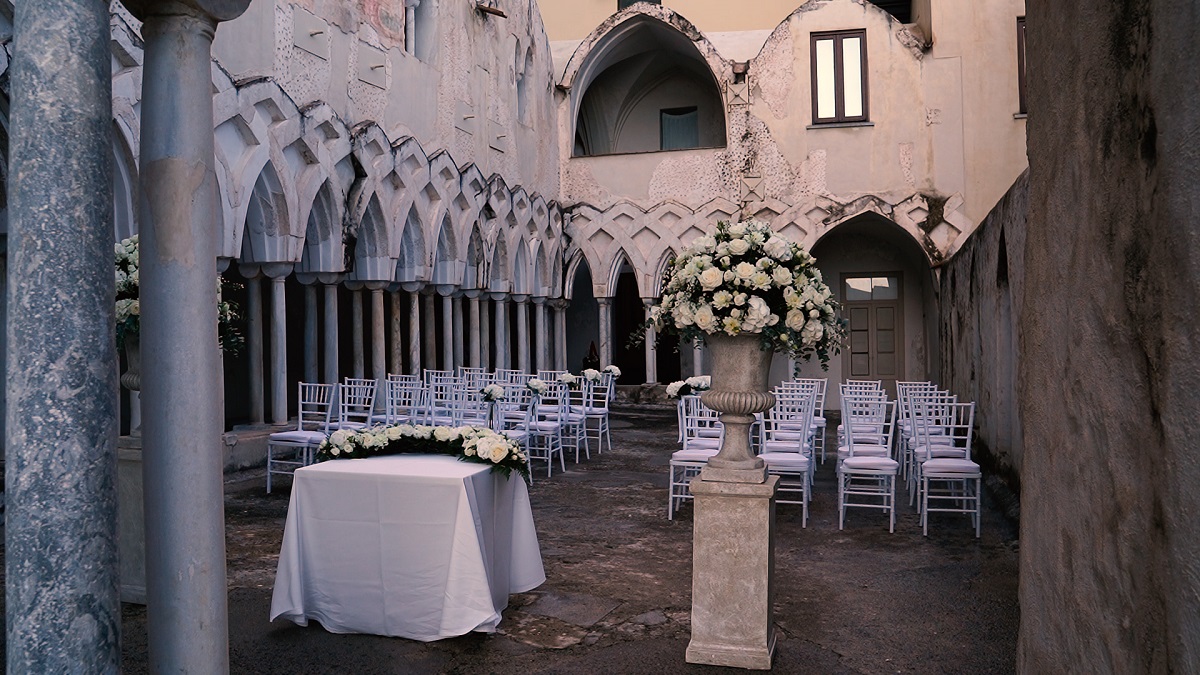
937,171 -> 1025,490
1018,0 -> 1200,670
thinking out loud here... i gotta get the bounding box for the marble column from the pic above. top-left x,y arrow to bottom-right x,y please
6,1 -> 120,669
323,281 -> 339,384
479,298 -> 491,371
388,289 -> 403,376
452,294 -> 465,370
267,267 -> 290,423
122,1 -> 251,670
694,343 -> 705,377
441,293 -> 454,371
554,300 -> 569,370
350,287 -> 365,379
422,291 -> 437,370
243,272 -> 265,425
370,287 -> 386,392
406,287 -> 421,375
533,297 -> 548,371
302,283 -> 318,383
515,296 -> 530,373
643,299 -> 658,384
596,297 -> 613,368
493,294 -> 510,370
468,293 -> 481,368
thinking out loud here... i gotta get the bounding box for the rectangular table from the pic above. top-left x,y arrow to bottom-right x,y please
270,455 -> 544,641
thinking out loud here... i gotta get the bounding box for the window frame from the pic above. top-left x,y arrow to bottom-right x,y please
810,29 -> 870,126
1016,17 -> 1027,115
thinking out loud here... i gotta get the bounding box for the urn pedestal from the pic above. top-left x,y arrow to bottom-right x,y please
687,333 -> 779,670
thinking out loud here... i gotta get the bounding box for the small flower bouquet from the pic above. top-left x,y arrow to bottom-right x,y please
526,378 -> 548,395
317,424 -> 530,483
582,368 -> 602,383
603,365 -> 621,378
480,383 -> 506,402
651,220 -> 845,366
666,375 -> 713,399
557,373 -> 579,387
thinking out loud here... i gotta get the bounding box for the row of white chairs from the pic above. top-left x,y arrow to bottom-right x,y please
836,380 -> 981,537
266,368 -> 616,491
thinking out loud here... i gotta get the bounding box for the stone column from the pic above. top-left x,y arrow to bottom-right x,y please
405,285 -> 421,375
370,287 -> 387,388
242,270 -> 265,425
479,297 -> 491,371
323,280 -> 339,384
643,299 -> 658,384
554,299 -> 569,370
121,1 -> 251,671
452,294 -> 465,369
388,288 -> 403,375
493,294 -> 509,369
422,291 -> 437,369
302,282 -> 318,383
468,293 -> 482,368
266,265 -> 291,424
596,296 -> 613,368
440,292 -> 453,370
694,343 -> 705,377
515,296 -> 530,372
7,1 -> 120,669
350,286 -> 365,379
404,0 -> 419,52
533,297 -> 548,371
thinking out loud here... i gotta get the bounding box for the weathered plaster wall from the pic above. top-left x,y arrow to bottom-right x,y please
1018,0 -> 1200,670
937,171 -> 1025,490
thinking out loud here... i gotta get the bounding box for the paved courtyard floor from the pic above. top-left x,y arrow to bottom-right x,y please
117,404 -> 1019,674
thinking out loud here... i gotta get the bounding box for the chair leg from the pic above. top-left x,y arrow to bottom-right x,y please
837,470 -> 845,530
266,445 -> 273,494
889,477 -> 896,534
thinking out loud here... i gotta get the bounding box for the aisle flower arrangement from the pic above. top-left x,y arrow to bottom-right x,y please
665,375 -> 712,399
650,220 -> 845,366
527,378 -> 548,395
316,424 -> 530,483
603,365 -> 622,378
582,368 -> 602,383
115,234 -> 245,352
480,384 -> 506,402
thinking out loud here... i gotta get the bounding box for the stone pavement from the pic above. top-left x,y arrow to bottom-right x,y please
116,404 -> 1019,674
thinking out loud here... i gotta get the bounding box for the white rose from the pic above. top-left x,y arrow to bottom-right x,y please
330,446 -> 341,456
735,262 -> 756,280
772,267 -> 792,287
490,443 -> 509,463
734,293 -> 747,306
673,302 -> 696,327
433,426 -> 453,442
330,430 -> 350,445
786,309 -> 807,331
728,238 -> 750,256
765,236 -> 791,260
698,267 -> 724,291
801,319 -> 825,346
728,222 -> 747,237
694,304 -> 718,332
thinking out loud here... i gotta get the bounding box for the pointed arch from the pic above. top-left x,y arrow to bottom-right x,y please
395,205 -> 427,283
513,237 -> 532,295
489,235 -> 510,293
462,224 -> 487,289
296,180 -> 343,274
431,213 -> 461,285
240,162 -> 292,263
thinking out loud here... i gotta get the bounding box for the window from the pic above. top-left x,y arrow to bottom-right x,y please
1016,17 -> 1027,114
811,30 -> 869,125
619,0 -> 659,9
660,107 -> 699,151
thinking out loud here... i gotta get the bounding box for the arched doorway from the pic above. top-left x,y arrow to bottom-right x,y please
565,257 -> 599,371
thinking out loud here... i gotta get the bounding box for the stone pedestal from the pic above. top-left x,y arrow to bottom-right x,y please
687,475 -> 779,670
118,436 -> 147,604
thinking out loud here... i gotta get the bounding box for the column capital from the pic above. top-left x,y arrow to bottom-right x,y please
365,282 -> 388,292
531,296 -> 547,305
642,297 -> 659,308
261,262 -> 293,279
511,294 -> 530,304
435,284 -> 458,297
120,0 -> 252,23
294,272 -> 320,285
595,296 -> 613,307
238,263 -> 264,280
490,292 -> 509,302
462,289 -> 484,299
550,298 -> 570,311
317,272 -> 344,286
401,281 -> 424,294
344,280 -> 365,292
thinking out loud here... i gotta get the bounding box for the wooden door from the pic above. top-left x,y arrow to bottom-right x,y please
842,274 -> 903,397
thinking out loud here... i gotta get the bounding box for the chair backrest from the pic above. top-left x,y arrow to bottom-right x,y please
453,386 -> 491,427
386,378 -> 425,422
495,368 -> 525,385
422,369 -> 457,386
914,399 -> 975,458
842,398 -> 895,456
534,381 -> 569,420
339,378 -> 377,426
297,382 -> 337,432
681,394 -> 721,449
762,387 -> 816,453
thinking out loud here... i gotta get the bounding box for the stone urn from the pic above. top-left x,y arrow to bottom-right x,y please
120,333 -> 141,392
699,332 -> 776,483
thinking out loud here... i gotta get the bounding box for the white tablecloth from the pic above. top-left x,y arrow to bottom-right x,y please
270,455 -> 544,641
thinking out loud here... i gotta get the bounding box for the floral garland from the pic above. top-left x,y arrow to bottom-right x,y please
650,220 -> 845,366
666,375 -> 712,399
114,234 -> 245,353
316,424 -> 530,483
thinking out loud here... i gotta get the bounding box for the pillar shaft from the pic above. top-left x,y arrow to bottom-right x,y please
469,297 -> 481,368
534,301 -> 547,371
388,290 -> 402,375
245,275 -> 265,424
480,299 -> 491,371
270,277 -> 287,423
351,289 -> 364,379
555,303 -> 568,370
494,297 -> 509,369
133,4 -> 248,670
408,291 -> 421,375
597,297 -> 613,368
323,284 -> 338,384
452,295 -> 464,369
371,289 -> 386,386
441,294 -> 453,371
516,300 -> 530,372
303,284 -> 318,383
644,301 -> 657,384
694,343 -> 705,377
422,293 -> 436,369
6,1 -> 120,670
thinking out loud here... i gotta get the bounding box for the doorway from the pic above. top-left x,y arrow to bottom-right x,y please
842,273 -> 903,397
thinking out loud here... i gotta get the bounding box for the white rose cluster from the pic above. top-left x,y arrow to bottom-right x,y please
526,378 -> 548,395
317,423 -> 529,481
648,220 -> 846,366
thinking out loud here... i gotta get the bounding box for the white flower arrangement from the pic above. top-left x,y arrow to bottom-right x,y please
317,424 -> 529,482
665,375 -> 713,399
582,368 -> 602,382
603,365 -> 621,378
557,373 -> 579,387
480,384 -> 506,402
651,220 -> 845,366
526,378 -> 548,395
114,234 -> 244,352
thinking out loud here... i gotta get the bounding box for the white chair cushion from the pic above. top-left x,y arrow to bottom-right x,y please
838,444 -> 890,457
684,438 -> 721,451
672,448 -> 717,462
908,436 -> 954,449
760,452 -> 810,470
761,440 -> 808,454
913,445 -> 967,460
922,458 -> 981,475
269,430 -> 326,444
842,456 -> 899,472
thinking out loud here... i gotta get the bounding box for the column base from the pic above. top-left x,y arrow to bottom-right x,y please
700,463 -> 768,484
687,475 -> 778,670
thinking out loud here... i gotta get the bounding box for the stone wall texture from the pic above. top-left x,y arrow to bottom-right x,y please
1018,0 -> 1200,670
937,171 -> 1025,492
